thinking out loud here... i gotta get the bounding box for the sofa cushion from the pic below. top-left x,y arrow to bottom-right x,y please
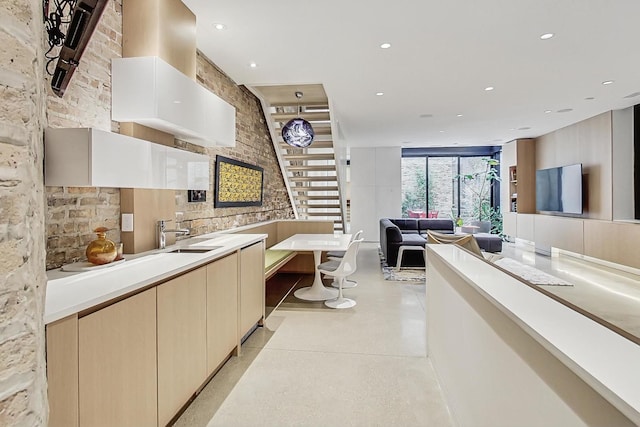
390,218 -> 419,232
418,219 -> 454,234
380,219 -> 403,243
474,233 -> 503,253
400,234 -> 427,246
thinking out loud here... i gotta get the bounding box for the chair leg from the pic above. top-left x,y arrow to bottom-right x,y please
331,278 -> 357,288
325,277 -> 356,309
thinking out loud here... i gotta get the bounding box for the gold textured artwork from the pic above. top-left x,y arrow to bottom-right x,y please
214,156 -> 264,207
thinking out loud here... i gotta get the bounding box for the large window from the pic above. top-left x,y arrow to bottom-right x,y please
401,147 -> 501,224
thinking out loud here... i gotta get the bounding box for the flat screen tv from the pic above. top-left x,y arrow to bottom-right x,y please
536,163 -> 583,214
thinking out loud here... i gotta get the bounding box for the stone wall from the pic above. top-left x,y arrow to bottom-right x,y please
0,0 -> 48,424
44,5 -> 293,269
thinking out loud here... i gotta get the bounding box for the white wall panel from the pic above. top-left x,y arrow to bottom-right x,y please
350,147 -> 401,241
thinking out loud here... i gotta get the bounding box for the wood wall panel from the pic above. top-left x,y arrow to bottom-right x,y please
536,112 -> 612,220
123,0 -> 196,79
159,0 -> 197,79
584,221 -> 640,269
276,220 -> 334,241
534,215 -> 584,254
46,315 -> 79,427
121,188 -> 175,254
516,139 -> 536,213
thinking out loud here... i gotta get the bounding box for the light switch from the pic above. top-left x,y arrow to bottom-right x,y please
122,213 -> 134,232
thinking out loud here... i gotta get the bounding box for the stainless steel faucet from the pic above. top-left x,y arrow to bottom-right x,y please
157,220 -> 190,249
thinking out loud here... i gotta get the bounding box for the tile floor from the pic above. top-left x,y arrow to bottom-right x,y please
175,242 -> 454,427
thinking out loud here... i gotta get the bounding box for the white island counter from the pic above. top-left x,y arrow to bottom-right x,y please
426,244 -> 640,427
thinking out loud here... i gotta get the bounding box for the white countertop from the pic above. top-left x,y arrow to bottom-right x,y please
45,233 -> 266,325
270,233 -> 352,252
426,244 -> 640,424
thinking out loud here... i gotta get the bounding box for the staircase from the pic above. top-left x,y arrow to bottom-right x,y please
251,84 -> 345,232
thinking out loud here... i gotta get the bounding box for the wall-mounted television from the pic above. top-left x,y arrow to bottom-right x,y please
536,163 -> 583,214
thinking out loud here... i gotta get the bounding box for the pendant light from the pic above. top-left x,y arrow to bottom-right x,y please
282,91 -> 315,148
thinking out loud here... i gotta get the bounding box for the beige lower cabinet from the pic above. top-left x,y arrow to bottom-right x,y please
47,240 -> 266,426
206,252 -> 239,372
47,314 -> 79,427
78,288 -> 158,427
240,242 -> 265,338
157,267 -> 208,426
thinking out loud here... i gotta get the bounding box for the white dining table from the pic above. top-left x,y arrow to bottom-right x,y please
270,233 -> 352,301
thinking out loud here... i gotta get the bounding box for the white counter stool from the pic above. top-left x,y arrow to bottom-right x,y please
318,239 -> 362,309
328,230 -> 362,289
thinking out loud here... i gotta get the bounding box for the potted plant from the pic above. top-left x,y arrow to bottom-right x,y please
458,158 -> 501,233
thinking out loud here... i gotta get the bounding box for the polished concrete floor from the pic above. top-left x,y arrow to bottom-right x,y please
175,242 -> 454,427
175,239 -> 640,426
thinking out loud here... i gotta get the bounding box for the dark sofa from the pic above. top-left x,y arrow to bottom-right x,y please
380,218 -> 454,267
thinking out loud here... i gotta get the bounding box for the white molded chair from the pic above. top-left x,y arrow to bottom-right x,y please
318,239 -> 362,309
327,230 -> 363,259
328,230 -> 363,289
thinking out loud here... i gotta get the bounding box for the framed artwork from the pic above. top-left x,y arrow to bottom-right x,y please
214,155 -> 264,208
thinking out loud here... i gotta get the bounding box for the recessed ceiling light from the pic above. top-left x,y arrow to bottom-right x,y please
380,43 -> 391,49
540,33 -> 554,40
485,86 -> 494,91
509,128 -> 516,131
375,92 -> 384,96
213,23 -> 226,30
602,80 -> 614,85
173,100 -> 182,104
518,126 -> 531,131
544,110 -> 552,113
456,114 -> 463,117
585,97 -> 595,100
439,130 -> 445,133
557,108 -> 573,113
624,91 -> 640,99
249,62 -> 258,68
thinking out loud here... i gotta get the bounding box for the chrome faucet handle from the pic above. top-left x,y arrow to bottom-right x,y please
157,219 -> 172,249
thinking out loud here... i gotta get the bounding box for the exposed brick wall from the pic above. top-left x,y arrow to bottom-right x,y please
174,53 -> 294,235
44,4 -> 293,269
45,0 -> 123,269
0,0 -> 48,424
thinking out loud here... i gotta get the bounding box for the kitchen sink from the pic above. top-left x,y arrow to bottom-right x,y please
168,246 -> 222,254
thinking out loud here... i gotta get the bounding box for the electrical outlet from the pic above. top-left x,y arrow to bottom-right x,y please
122,213 -> 134,232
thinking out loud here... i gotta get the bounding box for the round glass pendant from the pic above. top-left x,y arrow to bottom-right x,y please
282,118 -> 315,148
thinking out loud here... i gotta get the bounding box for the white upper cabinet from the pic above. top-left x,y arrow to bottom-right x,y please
45,128 -> 209,190
111,56 -> 236,147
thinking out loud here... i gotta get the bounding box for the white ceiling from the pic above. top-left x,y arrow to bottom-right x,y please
183,0 -> 640,148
